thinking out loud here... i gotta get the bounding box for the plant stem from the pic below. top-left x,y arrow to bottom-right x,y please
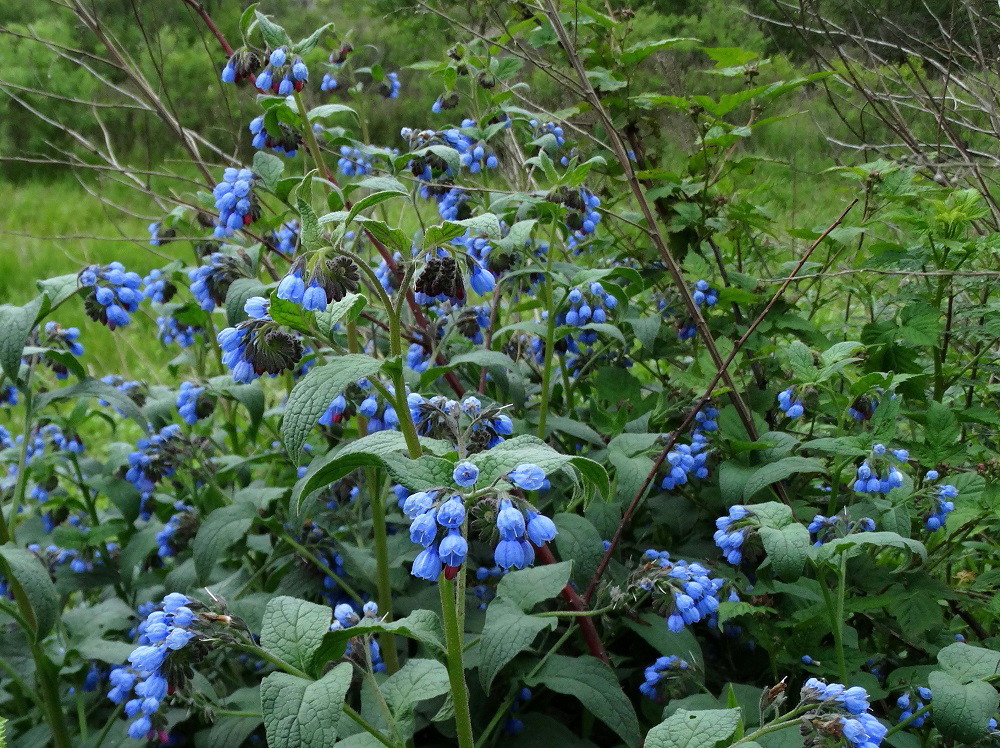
281,534 -> 364,604
536,244 -> 557,439
368,470 -> 400,675
342,703 -> 399,748
233,642 -> 311,680
3,382 -> 33,542
439,577 -> 475,748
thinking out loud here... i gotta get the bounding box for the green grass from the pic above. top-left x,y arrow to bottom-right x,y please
0,179 -> 176,382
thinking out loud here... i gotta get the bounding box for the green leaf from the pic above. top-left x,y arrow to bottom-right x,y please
382,658 -> 451,736
254,10 -> 292,48
936,642 -> 1000,683
282,355 -> 383,459
192,502 -> 257,582
0,544 -> 58,640
479,598 -> 556,692
307,103 -> 358,122
814,532 -> 926,564
225,277 -> 268,327
552,514 -> 603,585
293,22 -> 334,56
253,151 -> 285,192
268,293 -> 314,335
621,37 -> 698,64
497,561 -> 572,611
347,191 -> 406,225
314,609 -> 445,665
297,188 -> 322,252
260,664 -> 352,747
468,434 -> 610,499
315,293 -> 366,333
0,295 -> 42,382
260,596 -> 332,676
34,377 -> 146,429
928,670 -> 999,743
743,456 -> 825,499
36,273 -> 82,308
758,524 -> 810,581
525,655 -> 640,748
645,708 -> 741,748
356,175 -> 407,194
451,212 -> 502,239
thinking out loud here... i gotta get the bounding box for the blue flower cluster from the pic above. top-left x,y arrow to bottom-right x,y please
109,593 -> 198,740
896,688 -> 932,727
639,655 -> 690,699
358,388 -> 401,434
807,513 -> 875,545
217,296 -> 304,383
79,262 -> 144,329
126,424 -> 183,520
567,188 -> 601,251
800,679 -> 885,748
141,268 -> 172,303
249,116 -> 299,158
176,382 -> 206,425
255,46 -> 308,94
155,502 -> 194,559
380,71 -> 400,99
692,280 -> 718,307
459,140 -> 499,173
637,550 -> 722,633
337,146 -> 373,176
714,505 -> 749,565
1,385 -> 16,407
320,72 -> 338,91
269,220 -> 299,255
212,168 -> 258,238
852,445 -> 905,495
41,321 -> 84,378
562,282 -> 617,329
926,473 -> 958,530
156,316 -> 197,347
777,387 -> 804,419
28,542 -> 95,573
660,406 -> 716,490
405,488 -> 469,580
331,601 -> 385,672
404,343 -> 431,373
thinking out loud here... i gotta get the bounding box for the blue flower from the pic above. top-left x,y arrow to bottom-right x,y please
438,530 -> 468,566
508,463 -> 546,490
436,497 -> 465,528
412,547 -> 443,580
409,511 -> 438,547
453,461 -> 479,487
495,538 -> 526,570
525,511 -> 557,545
496,499 -> 526,540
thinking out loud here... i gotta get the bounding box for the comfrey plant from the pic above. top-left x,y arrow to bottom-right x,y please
2,5 -> 1000,748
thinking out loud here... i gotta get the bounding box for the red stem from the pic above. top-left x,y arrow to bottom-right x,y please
180,0 -> 234,56
535,543 -> 608,663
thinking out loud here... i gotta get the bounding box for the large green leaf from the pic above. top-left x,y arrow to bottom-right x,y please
0,544 -> 59,640
260,664 -> 352,747
645,708 -> 741,748
0,295 -> 42,383
525,655 -> 640,748
743,456 -> 825,499
260,596 -> 332,676
34,377 -> 146,428
282,355 -> 383,459
928,670 -> 998,743
469,434 -> 610,499
192,502 -> 257,582
479,598 -> 555,692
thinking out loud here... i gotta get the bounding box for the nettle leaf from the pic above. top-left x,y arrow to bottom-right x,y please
936,642 -> 1000,683
469,434 -> 610,499
282,355 -> 383,459
524,654 -> 640,748
928,670 -> 999,743
34,377 -> 146,429
192,502 -> 257,582
479,597 -> 556,692
0,544 -> 58,640
297,190 -> 323,252
260,596 -> 332,676
260,664 -> 352,747
0,295 -> 42,382
253,151 -> 284,192
742,456 -> 825,499
645,708 -> 741,748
